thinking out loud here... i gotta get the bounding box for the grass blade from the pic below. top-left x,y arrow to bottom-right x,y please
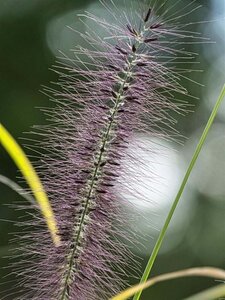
133,84 -> 225,300
0,123 -> 60,246
0,174 -> 35,204
183,284 -> 225,300
110,267 -> 225,300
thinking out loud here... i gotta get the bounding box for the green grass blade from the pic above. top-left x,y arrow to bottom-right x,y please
0,123 -> 60,246
133,84 -> 225,300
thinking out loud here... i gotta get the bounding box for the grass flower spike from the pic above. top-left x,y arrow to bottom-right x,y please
11,1 -> 203,299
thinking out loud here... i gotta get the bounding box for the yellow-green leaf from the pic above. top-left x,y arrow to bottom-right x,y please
0,123 -> 60,246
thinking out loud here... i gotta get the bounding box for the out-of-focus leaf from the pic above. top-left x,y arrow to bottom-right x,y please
0,174 -> 35,204
184,284 -> 225,300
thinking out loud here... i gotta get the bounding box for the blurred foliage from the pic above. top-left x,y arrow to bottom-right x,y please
0,0 -> 225,299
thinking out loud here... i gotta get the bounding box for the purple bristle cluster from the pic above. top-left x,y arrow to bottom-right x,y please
9,1 -> 202,299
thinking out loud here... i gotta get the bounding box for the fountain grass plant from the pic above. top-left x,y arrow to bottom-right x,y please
0,0 -> 225,299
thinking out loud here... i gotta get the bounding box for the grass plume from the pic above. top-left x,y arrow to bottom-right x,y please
7,1 -> 205,299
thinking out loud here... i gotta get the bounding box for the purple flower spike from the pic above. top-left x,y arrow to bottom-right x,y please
10,1 -> 202,299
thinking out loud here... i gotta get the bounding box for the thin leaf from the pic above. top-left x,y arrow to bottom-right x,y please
133,84 -> 225,300
110,267 -> 225,300
183,284 -> 225,300
0,123 -> 60,246
0,174 -> 35,204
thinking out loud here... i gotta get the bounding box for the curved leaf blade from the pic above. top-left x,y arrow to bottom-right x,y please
111,267 -> 225,300
0,123 -> 60,246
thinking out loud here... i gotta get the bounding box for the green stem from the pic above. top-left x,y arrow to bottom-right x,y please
133,84 -> 225,300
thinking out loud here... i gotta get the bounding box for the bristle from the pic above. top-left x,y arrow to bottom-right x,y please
115,45 -> 128,55
132,44 -> 137,53
127,24 -> 137,36
144,7 -> 152,22
150,23 -> 163,29
144,37 -> 158,43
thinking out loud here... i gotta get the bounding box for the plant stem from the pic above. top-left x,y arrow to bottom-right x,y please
133,84 -> 225,300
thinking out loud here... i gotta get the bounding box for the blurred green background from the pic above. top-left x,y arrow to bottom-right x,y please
0,0 -> 225,299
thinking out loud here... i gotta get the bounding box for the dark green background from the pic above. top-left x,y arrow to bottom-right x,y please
1,0 -> 225,299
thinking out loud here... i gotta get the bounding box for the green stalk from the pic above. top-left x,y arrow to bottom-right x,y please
133,84 -> 225,300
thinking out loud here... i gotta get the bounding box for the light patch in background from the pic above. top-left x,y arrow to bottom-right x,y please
118,135 -> 181,210
202,0 -> 225,120
86,0 -> 139,29
117,134 -> 195,255
46,0 -> 140,62
204,56 -> 225,121
202,0 -> 225,61
46,9 -> 85,59
187,124 -> 225,200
